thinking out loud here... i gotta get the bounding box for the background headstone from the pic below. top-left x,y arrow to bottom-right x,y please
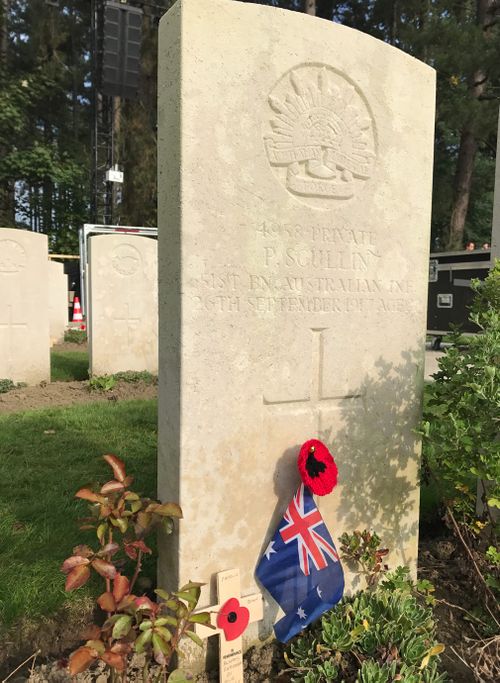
158,0 -> 435,656
48,260 -> 68,345
88,234 -> 158,376
0,228 -> 50,384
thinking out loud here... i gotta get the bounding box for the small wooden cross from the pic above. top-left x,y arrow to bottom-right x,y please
194,569 -> 263,683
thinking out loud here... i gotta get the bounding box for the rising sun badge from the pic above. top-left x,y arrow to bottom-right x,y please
264,64 -> 376,206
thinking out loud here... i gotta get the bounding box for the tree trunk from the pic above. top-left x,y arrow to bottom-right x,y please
304,0 -> 316,15
0,0 -> 14,227
316,1 -> 335,19
448,129 -> 478,249
447,0 -> 494,249
0,0 -> 8,60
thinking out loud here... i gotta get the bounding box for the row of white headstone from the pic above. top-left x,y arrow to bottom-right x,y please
0,227 -> 159,384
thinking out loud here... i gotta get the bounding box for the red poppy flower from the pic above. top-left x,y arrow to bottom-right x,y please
216,597 -> 249,641
297,439 -> 337,496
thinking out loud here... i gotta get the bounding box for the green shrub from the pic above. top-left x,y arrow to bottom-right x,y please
0,378 -> 26,393
419,262 -> 500,526
64,328 -> 87,345
112,370 -> 157,385
89,374 -> 117,392
284,568 -> 447,683
0,378 -> 16,394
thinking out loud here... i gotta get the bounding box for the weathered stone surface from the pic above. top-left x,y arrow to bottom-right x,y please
0,228 -> 50,384
88,234 -> 158,375
48,260 -> 68,345
158,0 -> 435,654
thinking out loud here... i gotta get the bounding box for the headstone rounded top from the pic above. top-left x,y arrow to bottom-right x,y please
264,63 -> 376,209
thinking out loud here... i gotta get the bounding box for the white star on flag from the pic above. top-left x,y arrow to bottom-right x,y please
264,541 -> 277,560
297,607 -> 307,620
317,586 -> 322,598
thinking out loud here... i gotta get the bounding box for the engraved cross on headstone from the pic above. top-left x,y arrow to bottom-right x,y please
0,305 -> 28,374
113,303 -> 140,346
263,327 -> 364,437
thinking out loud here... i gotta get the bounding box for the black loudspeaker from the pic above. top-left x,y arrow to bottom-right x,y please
101,1 -> 143,100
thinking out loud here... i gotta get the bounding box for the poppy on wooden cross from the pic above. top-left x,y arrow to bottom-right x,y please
193,569 -> 263,683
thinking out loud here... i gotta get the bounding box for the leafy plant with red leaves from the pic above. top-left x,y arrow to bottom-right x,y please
62,454 -> 212,682
339,530 -> 390,587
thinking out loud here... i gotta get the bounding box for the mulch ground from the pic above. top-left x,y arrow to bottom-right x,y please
0,378 -> 157,415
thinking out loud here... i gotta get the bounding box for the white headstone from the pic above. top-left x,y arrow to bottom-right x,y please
48,260 -> 68,345
0,228 -> 50,384
88,234 -> 158,376
158,0 -> 436,658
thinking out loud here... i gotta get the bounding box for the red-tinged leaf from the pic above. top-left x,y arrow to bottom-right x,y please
134,539 -> 152,554
113,574 -> 130,603
122,475 -> 134,487
75,488 -> 104,504
124,540 -> 151,560
92,558 -> 117,580
99,505 -> 112,519
116,594 -> 137,611
124,544 -> 138,560
103,454 -> 126,483
97,592 -> 116,612
147,502 -> 183,518
135,596 -> 157,613
68,647 -> 96,675
66,564 -> 91,591
100,542 -> 120,557
73,544 -> 94,558
81,624 -> 101,641
61,556 -> 90,575
101,651 -> 126,672
135,511 -> 151,532
110,641 -> 132,655
100,480 -> 125,494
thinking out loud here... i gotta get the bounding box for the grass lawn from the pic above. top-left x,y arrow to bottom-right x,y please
0,399 -> 157,629
51,349 -> 89,382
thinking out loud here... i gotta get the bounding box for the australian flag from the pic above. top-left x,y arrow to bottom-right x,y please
255,483 -> 344,642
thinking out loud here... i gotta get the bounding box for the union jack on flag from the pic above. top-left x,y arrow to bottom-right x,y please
280,484 -> 339,576
256,483 -> 344,642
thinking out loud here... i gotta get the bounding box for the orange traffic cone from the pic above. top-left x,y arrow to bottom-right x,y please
72,296 -> 83,323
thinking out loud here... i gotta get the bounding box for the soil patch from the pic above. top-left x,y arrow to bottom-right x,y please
52,341 -> 88,353
0,380 -> 157,415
